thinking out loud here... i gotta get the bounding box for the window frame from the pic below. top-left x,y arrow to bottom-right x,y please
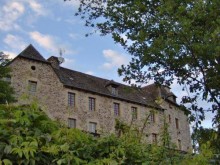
28,80 -> 37,94
175,118 -> 179,129
68,118 -> 76,128
152,133 -> 158,144
113,103 -> 120,116
150,111 -> 155,123
68,92 -> 75,107
131,106 -> 138,120
89,122 -> 97,133
89,97 -> 96,111
111,86 -> 118,95
178,139 -> 182,150
168,114 -> 171,123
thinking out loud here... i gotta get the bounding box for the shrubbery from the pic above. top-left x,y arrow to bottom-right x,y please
0,103 -> 216,165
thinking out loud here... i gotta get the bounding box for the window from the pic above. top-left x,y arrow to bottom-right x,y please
152,133 -> 158,144
111,87 -> 118,95
131,107 -> 137,120
175,118 -> 179,129
114,103 -> 120,116
68,118 -> 76,128
168,114 -> 171,123
89,97 -> 95,111
178,139 -> 182,150
31,66 -> 36,70
89,122 -> 97,133
68,92 -> 75,107
149,111 -> 155,123
28,81 -> 37,93
3,76 -> 11,84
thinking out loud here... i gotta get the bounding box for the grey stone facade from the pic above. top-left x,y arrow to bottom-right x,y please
8,45 -> 191,152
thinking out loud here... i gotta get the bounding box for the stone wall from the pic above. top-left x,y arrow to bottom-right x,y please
162,101 -> 191,151
9,57 -> 65,119
9,57 -> 191,152
64,87 -> 165,138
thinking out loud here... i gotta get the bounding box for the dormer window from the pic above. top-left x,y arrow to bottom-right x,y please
105,80 -> 120,96
111,86 -> 118,95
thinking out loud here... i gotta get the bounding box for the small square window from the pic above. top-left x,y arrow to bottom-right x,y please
111,87 -> 118,95
68,92 -> 75,107
131,107 -> 137,120
114,103 -> 120,116
28,81 -> 37,93
68,118 -> 76,128
89,97 -> 95,111
89,122 -> 97,133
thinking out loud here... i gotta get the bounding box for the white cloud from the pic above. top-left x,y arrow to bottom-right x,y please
1,51 -> 17,59
69,33 -> 81,40
59,0 -> 81,8
29,31 -> 57,52
102,49 -> 129,70
29,31 -> 76,56
85,71 -> 94,75
4,51 -> 17,59
61,58 -> 75,69
27,0 -> 47,16
0,1 -> 25,31
3,34 -> 27,51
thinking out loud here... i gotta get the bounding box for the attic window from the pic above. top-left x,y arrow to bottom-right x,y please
31,66 -> 36,70
111,86 -> 118,95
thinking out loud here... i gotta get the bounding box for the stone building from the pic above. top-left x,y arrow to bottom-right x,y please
8,44 -> 191,151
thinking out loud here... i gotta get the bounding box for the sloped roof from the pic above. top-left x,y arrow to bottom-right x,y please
17,44 -> 48,63
142,83 -> 177,105
14,45 -> 161,109
52,67 -> 159,108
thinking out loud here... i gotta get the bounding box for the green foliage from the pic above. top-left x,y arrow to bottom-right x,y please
192,126 -> 220,163
74,0 -> 220,133
0,52 -> 14,104
0,104 -> 215,164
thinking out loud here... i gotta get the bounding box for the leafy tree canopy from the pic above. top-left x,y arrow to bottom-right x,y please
0,52 -> 14,104
192,127 -> 220,154
74,0 -> 220,130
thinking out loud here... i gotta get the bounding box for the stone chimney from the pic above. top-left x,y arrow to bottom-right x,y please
47,56 -> 60,69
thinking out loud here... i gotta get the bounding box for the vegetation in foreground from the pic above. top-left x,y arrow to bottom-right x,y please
0,103 -> 216,165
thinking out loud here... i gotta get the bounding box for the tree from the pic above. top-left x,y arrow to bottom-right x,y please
0,103 -> 214,164
0,52 -> 14,104
74,0 -> 220,132
192,127 -> 220,153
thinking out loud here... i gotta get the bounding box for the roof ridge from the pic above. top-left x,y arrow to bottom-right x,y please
18,44 -> 48,63
60,66 -> 129,87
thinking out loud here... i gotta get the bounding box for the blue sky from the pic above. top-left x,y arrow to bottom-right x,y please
0,0 -> 130,81
0,0 -> 213,128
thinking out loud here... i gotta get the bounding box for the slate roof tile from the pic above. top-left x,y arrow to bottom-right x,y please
52,66 -> 159,108
15,45 -> 161,109
18,44 -> 48,63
